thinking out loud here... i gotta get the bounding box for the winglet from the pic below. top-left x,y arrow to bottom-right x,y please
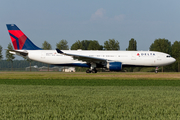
56,48 -> 63,54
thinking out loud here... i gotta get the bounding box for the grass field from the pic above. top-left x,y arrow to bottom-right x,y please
0,72 -> 180,119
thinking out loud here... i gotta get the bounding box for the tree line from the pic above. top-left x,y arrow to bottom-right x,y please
0,60 -> 49,71
0,38 -> 180,72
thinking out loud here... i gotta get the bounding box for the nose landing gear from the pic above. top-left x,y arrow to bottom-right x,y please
155,67 -> 158,73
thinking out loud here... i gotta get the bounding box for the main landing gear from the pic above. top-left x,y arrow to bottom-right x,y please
86,68 -> 97,73
86,63 -> 97,73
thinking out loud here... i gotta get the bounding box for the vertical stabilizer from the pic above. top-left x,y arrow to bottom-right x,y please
6,24 -> 41,50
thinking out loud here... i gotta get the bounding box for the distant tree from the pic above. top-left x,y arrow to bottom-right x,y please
171,41 -> 180,59
0,45 -> 3,60
171,41 -> 180,71
149,38 -> 171,54
56,39 -> 69,50
6,43 -> 15,71
71,40 -> 82,50
88,40 -> 103,50
126,38 -> 137,51
42,41 -> 52,50
104,39 -> 120,50
72,40 -> 91,50
81,40 -> 91,50
71,40 -> 103,50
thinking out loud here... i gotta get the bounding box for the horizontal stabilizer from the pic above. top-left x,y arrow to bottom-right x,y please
6,49 -> 28,56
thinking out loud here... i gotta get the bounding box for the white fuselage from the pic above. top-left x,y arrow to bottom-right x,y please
23,50 -> 176,67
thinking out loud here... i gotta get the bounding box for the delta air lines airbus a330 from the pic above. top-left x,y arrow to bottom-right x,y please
6,24 -> 176,73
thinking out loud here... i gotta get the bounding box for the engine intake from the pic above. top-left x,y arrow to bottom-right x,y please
107,62 -> 122,71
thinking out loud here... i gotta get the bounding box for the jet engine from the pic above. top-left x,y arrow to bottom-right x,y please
106,62 -> 122,71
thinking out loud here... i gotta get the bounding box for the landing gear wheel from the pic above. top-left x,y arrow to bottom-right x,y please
86,69 -> 91,73
92,69 -> 97,73
155,67 -> 158,73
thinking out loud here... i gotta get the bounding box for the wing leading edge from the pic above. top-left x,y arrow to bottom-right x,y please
56,49 -> 107,63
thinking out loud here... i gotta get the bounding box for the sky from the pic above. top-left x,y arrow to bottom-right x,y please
1,0 -> 180,59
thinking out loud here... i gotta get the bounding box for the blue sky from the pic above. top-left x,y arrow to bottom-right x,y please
1,0 -> 180,57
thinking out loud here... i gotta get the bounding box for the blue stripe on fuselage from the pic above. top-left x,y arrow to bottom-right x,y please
53,63 -> 90,68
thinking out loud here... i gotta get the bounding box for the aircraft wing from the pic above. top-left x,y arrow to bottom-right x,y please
56,49 -> 107,63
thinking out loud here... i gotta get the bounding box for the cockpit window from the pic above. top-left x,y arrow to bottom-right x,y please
166,55 -> 171,58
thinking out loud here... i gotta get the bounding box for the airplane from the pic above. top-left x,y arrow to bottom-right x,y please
6,24 -> 176,73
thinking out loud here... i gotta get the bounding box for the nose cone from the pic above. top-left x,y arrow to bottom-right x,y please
173,58 -> 176,62
171,57 -> 176,63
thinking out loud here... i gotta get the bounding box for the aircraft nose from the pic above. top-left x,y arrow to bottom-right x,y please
172,57 -> 176,63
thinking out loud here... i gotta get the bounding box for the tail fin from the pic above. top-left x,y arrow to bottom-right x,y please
6,24 -> 41,50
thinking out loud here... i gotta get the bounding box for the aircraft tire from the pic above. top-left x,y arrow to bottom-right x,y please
92,69 -> 97,73
86,69 -> 91,73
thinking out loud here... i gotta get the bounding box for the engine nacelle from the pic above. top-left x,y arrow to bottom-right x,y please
106,62 -> 122,71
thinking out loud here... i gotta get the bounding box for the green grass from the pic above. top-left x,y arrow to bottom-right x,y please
0,72 -> 179,80
0,79 -> 180,86
0,85 -> 180,119
0,72 -> 180,119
